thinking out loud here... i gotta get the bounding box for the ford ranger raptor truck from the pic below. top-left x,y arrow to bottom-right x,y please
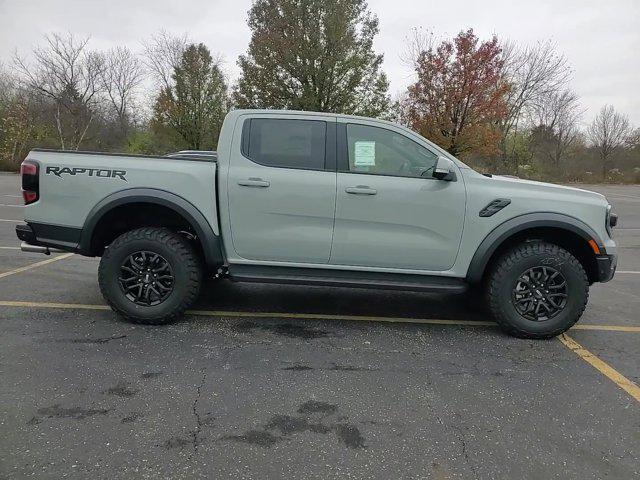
16,110 -> 618,338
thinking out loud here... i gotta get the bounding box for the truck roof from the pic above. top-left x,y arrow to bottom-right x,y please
230,109 -> 398,126
228,109 -> 467,169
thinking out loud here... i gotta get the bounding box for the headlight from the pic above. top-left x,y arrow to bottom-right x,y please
606,204 -> 618,236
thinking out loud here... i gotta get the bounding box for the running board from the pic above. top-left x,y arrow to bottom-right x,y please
228,265 -> 468,293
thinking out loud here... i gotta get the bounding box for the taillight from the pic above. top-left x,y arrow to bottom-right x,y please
21,160 -> 39,205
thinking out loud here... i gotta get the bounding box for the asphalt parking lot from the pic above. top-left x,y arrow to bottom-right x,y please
0,173 -> 639,479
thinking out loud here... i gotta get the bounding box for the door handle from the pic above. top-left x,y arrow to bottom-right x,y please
238,178 -> 270,188
345,186 -> 377,195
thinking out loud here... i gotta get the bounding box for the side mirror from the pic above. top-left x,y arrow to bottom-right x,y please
433,156 -> 455,181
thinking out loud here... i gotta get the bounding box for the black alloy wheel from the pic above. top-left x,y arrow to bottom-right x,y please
511,266 -> 568,321
99,227 -> 202,325
118,250 -> 175,306
486,241 -> 589,339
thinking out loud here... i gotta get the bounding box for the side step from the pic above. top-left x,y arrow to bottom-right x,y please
228,265 -> 468,293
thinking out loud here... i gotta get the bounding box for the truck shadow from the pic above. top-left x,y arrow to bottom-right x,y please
193,278 -> 487,322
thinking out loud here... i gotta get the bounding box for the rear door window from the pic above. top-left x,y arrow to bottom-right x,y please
244,118 -> 327,170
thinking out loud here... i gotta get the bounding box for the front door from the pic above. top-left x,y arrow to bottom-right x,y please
227,115 -> 337,263
330,121 -> 466,271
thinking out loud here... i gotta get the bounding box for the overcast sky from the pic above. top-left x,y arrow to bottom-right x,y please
0,0 -> 638,125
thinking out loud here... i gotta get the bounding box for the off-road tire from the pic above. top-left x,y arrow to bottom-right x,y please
487,241 -> 589,339
98,227 -> 202,325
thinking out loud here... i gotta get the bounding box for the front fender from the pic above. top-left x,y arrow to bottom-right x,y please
466,212 -> 605,283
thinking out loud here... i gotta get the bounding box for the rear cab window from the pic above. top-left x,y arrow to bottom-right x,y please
242,118 -> 328,171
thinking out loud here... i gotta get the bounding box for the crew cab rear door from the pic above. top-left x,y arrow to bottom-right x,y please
227,114 -> 337,263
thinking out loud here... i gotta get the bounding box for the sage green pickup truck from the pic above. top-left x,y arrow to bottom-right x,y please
16,110 -> 618,338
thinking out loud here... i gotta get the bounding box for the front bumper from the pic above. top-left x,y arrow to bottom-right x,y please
596,254 -> 617,282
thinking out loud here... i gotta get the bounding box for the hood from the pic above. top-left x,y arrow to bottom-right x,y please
490,175 -> 607,204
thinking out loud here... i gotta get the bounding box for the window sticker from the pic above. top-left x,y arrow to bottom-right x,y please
354,141 -> 376,166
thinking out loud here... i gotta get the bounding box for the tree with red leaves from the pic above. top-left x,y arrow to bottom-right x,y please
404,29 -> 508,157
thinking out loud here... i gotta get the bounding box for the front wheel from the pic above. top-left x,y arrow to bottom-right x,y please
98,227 -> 202,325
486,241 -> 589,339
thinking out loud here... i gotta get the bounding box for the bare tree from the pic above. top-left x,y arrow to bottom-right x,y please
499,40 -> 572,171
400,27 -> 435,70
587,105 -> 632,179
13,33 -> 105,150
142,30 -> 188,91
530,89 -> 582,167
627,127 -> 640,150
1,62 -> 49,168
100,46 -> 144,133
0,63 -> 15,165
0,62 -> 15,106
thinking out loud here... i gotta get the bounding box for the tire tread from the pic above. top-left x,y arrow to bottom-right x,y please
487,241 -> 589,339
98,227 -> 201,325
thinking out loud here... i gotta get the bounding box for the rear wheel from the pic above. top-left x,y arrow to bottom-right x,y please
486,241 -> 589,339
98,227 -> 202,325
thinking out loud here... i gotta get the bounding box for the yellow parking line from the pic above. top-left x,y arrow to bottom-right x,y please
188,309 -> 497,326
0,300 -> 638,333
0,300 -> 110,310
0,301 -> 496,326
0,253 -> 74,279
571,324 -> 640,333
558,333 -> 640,403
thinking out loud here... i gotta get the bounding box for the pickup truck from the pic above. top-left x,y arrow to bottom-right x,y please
16,109 -> 618,338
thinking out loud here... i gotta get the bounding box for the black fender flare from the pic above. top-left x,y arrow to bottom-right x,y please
466,212 -> 605,283
79,188 -> 223,269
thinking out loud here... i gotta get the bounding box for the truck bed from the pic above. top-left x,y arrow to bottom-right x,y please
32,148 -> 217,162
21,149 -> 220,251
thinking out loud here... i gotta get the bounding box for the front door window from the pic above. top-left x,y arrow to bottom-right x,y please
346,124 -> 439,179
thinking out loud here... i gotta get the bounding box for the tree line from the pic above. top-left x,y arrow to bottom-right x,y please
1,0 -> 638,183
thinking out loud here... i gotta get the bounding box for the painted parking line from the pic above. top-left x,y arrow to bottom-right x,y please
189,308 -> 498,326
0,218 -> 21,223
0,300 -> 494,326
0,204 -> 24,208
0,300 -> 638,333
617,271 -> 640,274
0,253 -> 74,279
0,300 -> 110,311
559,333 -> 640,403
189,309 -> 640,332
572,324 -> 640,332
